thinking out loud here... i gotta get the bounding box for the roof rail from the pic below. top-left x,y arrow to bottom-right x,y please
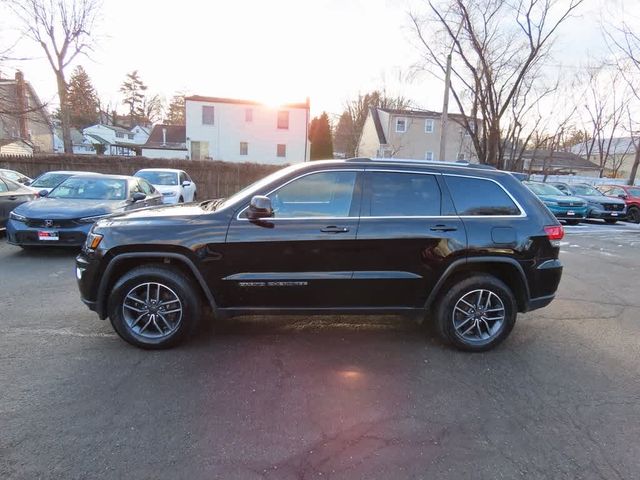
344,157 -> 497,170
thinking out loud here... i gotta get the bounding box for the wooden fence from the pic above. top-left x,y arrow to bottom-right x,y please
0,154 -> 283,199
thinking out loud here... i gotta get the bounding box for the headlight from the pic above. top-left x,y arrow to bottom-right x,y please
589,202 -> 603,209
162,191 -> 177,197
77,214 -> 110,224
544,201 -> 559,206
84,232 -> 104,250
9,211 -> 26,222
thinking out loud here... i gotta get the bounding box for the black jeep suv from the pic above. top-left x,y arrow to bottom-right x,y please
76,159 -> 563,352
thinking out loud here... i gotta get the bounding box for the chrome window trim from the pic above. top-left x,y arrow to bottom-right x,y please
236,168 -> 364,221
443,173 -> 527,218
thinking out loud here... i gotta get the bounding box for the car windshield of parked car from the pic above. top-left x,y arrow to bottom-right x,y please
136,171 -> 178,186
525,182 -> 564,196
31,172 -> 71,188
0,170 -> 24,182
627,187 -> 640,197
571,184 -> 602,196
49,178 -> 127,200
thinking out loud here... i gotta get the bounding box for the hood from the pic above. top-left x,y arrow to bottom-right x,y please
538,194 -> 585,204
14,198 -> 124,219
575,195 -> 626,205
97,202 -> 207,227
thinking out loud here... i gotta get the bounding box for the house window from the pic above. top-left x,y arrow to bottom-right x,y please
116,132 -> 124,138
128,134 -> 134,140
277,110 -> 289,129
396,118 -> 407,133
240,142 -> 248,155
245,109 -> 253,122
277,144 -> 287,157
425,119 -> 435,133
457,153 -> 465,161
425,151 -> 434,161
202,106 -> 215,125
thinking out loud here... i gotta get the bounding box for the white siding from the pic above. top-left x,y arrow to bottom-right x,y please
185,99 -> 310,164
0,141 -> 33,156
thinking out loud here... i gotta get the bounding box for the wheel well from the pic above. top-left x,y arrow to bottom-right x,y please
100,256 -> 213,316
432,262 -> 528,312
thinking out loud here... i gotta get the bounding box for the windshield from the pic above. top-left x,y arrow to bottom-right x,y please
627,187 -> 640,197
524,182 -> 564,196
136,171 -> 178,186
215,164 -> 308,210
1,170 -> 24,182
570,184 -> 602,196
32,172 -> 72,188
49,177 -> 127,200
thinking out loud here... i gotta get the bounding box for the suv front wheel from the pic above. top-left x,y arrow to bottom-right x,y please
108,265 -> 201,349
435,274 -> 516,352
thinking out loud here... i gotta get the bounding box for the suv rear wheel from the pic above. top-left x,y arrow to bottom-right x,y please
107,265 -> 201,349
435,274 -> 516,352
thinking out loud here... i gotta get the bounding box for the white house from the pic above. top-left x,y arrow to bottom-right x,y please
82,124 -> 150,156
185,95 -> 310,164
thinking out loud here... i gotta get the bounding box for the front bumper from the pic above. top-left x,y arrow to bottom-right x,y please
547,205 -> 587,221
76,252 -> 105,318
161,194 -> 180,205
6,219 -> 92,246
588,208 -> 626,220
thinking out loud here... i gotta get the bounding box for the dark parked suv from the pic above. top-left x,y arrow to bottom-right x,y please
76,159 -> 564,352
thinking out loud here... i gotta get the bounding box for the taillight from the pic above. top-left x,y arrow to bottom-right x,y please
544,225 -> 564,241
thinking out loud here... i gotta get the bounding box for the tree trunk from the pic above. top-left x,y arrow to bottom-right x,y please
56,71 -> 73,153
485,125 -> 500,167
628,145 -> 640,186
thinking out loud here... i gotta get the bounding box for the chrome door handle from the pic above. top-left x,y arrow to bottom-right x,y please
321,226 -> 350,233
430,224 -> 458,232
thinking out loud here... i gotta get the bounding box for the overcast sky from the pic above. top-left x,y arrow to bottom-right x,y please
0,0 -> 623,120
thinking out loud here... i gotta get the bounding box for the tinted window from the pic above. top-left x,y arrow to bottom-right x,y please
446,176 -> 520,216
0,180 -> 8,193
2,177 -> 22,191
136,171 -> 178,186
570,184 -> 602,196
138,179 -> 155,195
367,172 -> 441,216
268,171 -> 357,218
179,172 -> 187,184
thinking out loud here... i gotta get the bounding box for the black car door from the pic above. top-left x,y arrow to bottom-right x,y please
348,169 -> 467,308
0,179 -> 11,227
219,169 -> 364,309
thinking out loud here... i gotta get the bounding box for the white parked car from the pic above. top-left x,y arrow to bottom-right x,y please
134,168 -> 197,204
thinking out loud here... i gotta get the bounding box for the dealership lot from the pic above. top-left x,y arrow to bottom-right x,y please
1,224 -> 640,479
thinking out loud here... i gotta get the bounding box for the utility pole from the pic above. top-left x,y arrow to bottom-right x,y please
439,53 -> 452,162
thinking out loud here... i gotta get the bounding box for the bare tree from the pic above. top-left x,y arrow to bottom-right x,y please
4,0 -> 102,153
410,0 -> 584,167
604,11 -> 640,184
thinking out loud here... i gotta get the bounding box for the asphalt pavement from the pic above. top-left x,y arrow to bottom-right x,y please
1,223 -> 640,479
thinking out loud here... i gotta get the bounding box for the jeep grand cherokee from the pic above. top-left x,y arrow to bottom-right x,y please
76,158 -> 563,352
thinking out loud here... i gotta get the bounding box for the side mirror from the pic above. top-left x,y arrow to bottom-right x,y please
24,180 -> 31,186
131,192 -> 146,202
247,195 -> 273,220
39,189 -> 48,197
618,193 -> 628,199
182,181 -> 191,187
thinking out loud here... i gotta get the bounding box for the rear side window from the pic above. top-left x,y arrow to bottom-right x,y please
367,172 -> 441,216
445,176 -> 520,216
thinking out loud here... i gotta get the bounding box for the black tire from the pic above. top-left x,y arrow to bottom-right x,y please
565,219 -> 580,225
178,196 -> 184,203
107,265 -> 201,349
627,206 -> 640,224
435,274 -> 517,352
193,192 -> 197,202
605,219 -> 617,224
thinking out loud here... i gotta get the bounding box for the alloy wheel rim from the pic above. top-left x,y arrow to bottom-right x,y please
122,282 -> 183,339
452,289 -> 506,344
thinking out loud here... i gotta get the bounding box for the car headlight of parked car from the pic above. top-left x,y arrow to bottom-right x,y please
77,214 -> 111,224
84,231 -> 104,250
162,191 -> 177,197
544,200 -> 559,206
589,202 -> 603,209
9,211 -> 26,222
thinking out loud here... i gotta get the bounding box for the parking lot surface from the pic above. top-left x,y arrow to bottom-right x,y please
1,222 -> 640,479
